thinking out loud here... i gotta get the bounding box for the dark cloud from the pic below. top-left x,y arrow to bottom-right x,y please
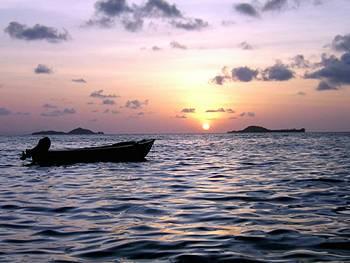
121,17 -> 144,32
4,21 -> 69,43
181,108 -> 195,113
142,0 -> 182,18
238,41 -> 253,50
290,54 -> 311,68
42,103 -> 57,109
152,46 -> 162,51
15,112 -> 31,116
86,17 -> 116,28
221,20 -> 236,26
317,80 -> 338,91
240,111 -> 255,117
206,108 -> 225,113
125,99 -> 148,109
234,0 -> 324,19
175,114 -> 187,119
226,108 -> 235,114
103,99 -> 115,105
332,34 -> 350,52
90,89 -> 118,99
211,67 -> 231,85
94,0 -> 131,17
170,41 -> 187,50
212,75 -> 227,85
34,64 -> 53,74
234,3 -> 259,18
0,107 -> 11,116
41,108 -> 76,117
213,62 -> 294,84
171,18 -> 208,31
263,0 -> 288,11
262,62 -> 294,81
72,78 -> 87,83
305,52 -> 350,89
88,0 -> 208,32
232,67 -> 259,82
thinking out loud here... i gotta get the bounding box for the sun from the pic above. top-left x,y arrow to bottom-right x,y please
202,123 -> 210,131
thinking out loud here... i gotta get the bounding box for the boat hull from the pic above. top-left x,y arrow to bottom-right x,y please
31,139 -> 155,165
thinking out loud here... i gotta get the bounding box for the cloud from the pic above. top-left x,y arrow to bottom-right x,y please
297,91 -> 306,96
0,107 -> 11,116
226,108 -> 235,114
125,99 -> 148,109
104,109 -> 110,113
211,67 -> 232,85
332,34 -> 350,52
34,64 -> 53,74
305,52 -> 350,89
103,99 -> 115,105
234,3 -> 259,18
212,62 -> 295,84
152,46 -> 162,51
212,75 -> 227,85
15,112 -> 31,116
316,80 -> 338,91
232,67 -> 259,82
4,21 -> 69,43
263,0 -> 288,12
90,89 -> 118,99
112,110 -> 120,114
234,0 -> 324,19
238,41 -> 253,50
171,18 -> 208,31
290,54 -> 311,68
240,111 -> 255,117
206,108 -> 225,113
42,103 -> 57,109
122,17 -> 144,32
181,108 -> 195,113
170,41 -> 187,50
262,62 -> 294,81
175,114 -> 187,119
95,0 -> 131,17
41,108 -> 76,117
88,0 -> 208,32
142,0 -> 182,18
72,78 -> 87,83
222,20 -> 236,27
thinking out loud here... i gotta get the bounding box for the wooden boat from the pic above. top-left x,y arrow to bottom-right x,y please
21,137 -> 155,165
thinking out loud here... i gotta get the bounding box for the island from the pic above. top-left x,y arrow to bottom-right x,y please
228,126 -> 306,133
32,127 -> 104,135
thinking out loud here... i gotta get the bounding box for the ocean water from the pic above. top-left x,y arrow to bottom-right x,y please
0,133 -> 349,262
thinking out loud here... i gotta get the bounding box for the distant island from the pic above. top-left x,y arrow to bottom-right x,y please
32,127 -> 104,135
228,126 -> 306,133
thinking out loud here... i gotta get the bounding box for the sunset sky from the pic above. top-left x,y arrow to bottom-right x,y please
0,0 -> 350,134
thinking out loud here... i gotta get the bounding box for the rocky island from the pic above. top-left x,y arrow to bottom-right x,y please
32,127 -> 104,135
228,126 -> 305,133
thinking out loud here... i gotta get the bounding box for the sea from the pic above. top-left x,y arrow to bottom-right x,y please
0,133 -> 349,262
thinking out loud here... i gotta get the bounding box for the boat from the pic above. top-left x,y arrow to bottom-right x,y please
20,137 -> 155,165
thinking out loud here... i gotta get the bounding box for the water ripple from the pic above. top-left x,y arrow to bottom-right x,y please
0,133 -> 350,262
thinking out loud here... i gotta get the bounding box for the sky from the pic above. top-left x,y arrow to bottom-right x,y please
0,0 -> 350,134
